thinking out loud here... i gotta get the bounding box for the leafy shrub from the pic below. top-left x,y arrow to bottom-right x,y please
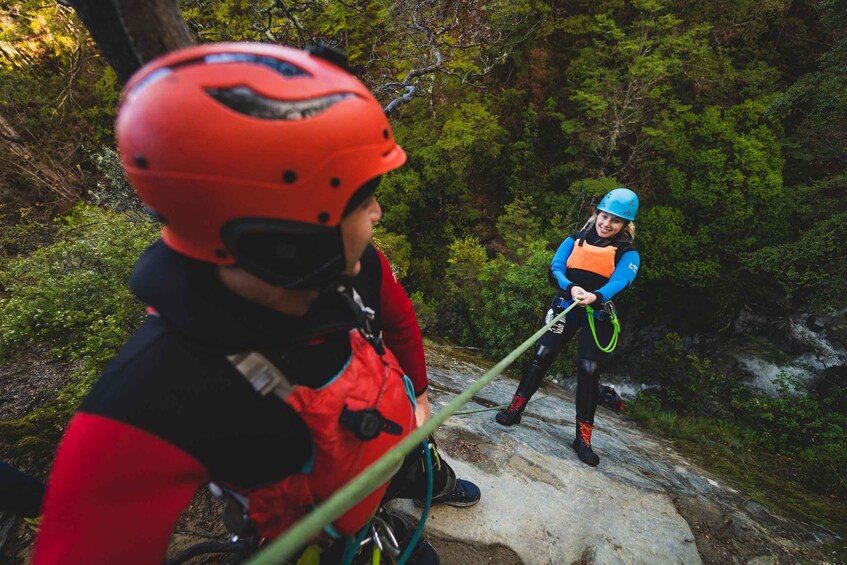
475,239 -> 554,360
409,290 -> 437,335
373,227 -> 412,280
732,373 -> 847,496
630,340 -> 847,500
0,203 -> 159,440
442,236 -> 490,343
442,237 -> 580,377
741,211 -> 847,309
633,332 -> 742,416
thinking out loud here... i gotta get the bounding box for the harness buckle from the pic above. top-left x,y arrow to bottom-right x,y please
339,285 -> 386,355
208,482 -> 254,538
339,406 -> 403,441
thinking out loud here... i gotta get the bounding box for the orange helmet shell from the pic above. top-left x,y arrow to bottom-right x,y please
116,42 -> 406,266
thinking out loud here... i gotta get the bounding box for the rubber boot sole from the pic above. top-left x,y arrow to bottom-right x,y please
572,438 -> 600,466
495,411 -> 522,426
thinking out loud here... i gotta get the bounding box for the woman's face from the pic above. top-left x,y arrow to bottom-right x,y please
340,195 -> 382,277
596,211 -> 625,239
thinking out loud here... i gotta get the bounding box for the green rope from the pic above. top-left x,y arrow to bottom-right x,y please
453,394 -> 547,416
585,304 -> 620,353
243,298 -> 583,565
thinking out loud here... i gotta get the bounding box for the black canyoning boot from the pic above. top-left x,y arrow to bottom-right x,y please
572,420 -> 600,466
495,395 -> 528,426
496,345 -> 556,427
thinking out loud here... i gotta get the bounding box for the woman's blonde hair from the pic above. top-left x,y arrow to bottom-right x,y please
583,212 -> 636,240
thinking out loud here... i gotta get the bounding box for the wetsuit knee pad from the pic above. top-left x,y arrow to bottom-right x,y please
516,344 -> 558,398
576,358 -> 600,381
532,344 -> 558,373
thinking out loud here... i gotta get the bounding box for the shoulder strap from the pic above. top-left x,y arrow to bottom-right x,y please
573,225 -> 591,247
227,351 -> 294,402
612,234 -> 635,263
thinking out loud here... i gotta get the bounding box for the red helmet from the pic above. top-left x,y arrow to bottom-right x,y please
116,42 -> 406,287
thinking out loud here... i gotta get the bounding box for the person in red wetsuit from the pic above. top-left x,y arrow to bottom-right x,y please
33,42 -> 478,565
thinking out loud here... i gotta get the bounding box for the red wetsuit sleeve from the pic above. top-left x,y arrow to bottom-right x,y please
33,413 -> 209,565
376,249 -> 428,396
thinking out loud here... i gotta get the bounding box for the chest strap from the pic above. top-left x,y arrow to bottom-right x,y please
227,351 -> 294,402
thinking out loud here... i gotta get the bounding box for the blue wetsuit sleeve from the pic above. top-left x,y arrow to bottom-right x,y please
549,237 -> 576,292
594,250 -> 640,303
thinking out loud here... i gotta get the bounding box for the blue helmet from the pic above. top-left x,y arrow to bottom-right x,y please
597,188 -> 638,221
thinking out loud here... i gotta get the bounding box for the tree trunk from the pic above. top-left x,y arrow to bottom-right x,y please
69,0 -> 194,83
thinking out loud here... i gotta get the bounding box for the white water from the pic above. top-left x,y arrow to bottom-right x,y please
735,313 -> 847,396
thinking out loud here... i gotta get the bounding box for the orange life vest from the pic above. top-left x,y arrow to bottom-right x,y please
563,227 -> 634,291
232,330 -> 415,540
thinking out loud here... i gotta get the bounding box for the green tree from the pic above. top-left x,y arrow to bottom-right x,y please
562,0 -> 718,179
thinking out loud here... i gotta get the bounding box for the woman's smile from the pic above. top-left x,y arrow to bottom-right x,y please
596,211 -> 624,239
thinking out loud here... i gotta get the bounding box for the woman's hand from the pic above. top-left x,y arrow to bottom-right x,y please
571,286 -> 597,307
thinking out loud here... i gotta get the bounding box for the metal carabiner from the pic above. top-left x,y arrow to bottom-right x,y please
370,514 -> 402,557
602,300 -> 617,320
368,522 -> 383,553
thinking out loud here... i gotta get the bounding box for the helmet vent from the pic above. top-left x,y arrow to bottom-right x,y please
202,53 -> 309,77
205,87 -> 353,120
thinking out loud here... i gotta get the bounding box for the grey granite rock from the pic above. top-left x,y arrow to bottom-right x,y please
387,342 -> 836,564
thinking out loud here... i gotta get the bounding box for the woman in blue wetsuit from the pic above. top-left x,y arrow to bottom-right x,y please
495,188 -> 641,467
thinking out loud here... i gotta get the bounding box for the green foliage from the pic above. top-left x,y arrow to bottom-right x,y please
0,203 -> 158,447
408,290 -> 437,334
435,102 -> 509,179
631,342 -> 847,501
475,240 -> 553,359
496,196 -> 542,256
0,203 -> 158,368
627,396 -> 847,531
741,211 -> 847,307
444,235 -> 490,338
768,2 -> 847,178
373,227 -> 412,280
375,168 -> 425,234
0,208 -> 46,260
732,373 -> 847,481
658,101 -> 788,253
636,205 -> 719,286
562,0 -> 717,176
634,333 -> 741,415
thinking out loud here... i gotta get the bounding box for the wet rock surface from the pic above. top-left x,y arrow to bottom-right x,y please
393,342 -> 837,564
